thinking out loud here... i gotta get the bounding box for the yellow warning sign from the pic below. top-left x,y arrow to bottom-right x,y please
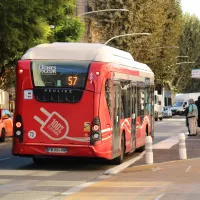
84,122 -> 90,132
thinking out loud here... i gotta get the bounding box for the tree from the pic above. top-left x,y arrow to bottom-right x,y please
87,0 -> 182,91
172,14 -> 200,93
0,0 -> 85,90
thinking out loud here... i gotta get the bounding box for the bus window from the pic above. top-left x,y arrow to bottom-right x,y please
121,81 -> 131,118
31,61 -> 90,89
105,79 -> 112,118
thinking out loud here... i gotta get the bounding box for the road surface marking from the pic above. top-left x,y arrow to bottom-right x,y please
104,151 -> 145,175
0,157 -> 11,162
153,134 -> 188,149
152,167 -> 163,172
154,193 -> 165,200
61,175 -> 110,196
164,118 -> 185,121
186,139 -> 200,140
37,180 -> 85,187
186,166 -> 192,172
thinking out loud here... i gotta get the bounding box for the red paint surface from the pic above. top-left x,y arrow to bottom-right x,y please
13,61 -> 151,160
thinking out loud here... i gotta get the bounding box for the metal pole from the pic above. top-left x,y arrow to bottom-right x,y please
78,9 -> 129,16
104,33 -> 151,45
151,46 -> 179,49
167,62 -> 195,68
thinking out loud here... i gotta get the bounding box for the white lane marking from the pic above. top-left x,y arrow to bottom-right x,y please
154,193 -> 165,200
102,135 -> 112,141
153,133 -> 188,149
0,157 -> 11,162
186,166 -> 192,172
186,139 -> 200,140
152,167 -> 163,172
61,175 -> 111,196
104,151 -> 145,175
164,118 -> 185,121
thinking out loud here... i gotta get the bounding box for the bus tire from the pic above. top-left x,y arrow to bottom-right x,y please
0,129 -> 5,142
111,134 -> 125,165
159,117 -> 163,121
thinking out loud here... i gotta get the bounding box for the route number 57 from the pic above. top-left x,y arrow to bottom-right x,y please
68,76 -> 78,86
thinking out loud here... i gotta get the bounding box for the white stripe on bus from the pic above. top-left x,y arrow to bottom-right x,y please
101,128 -> 113,133
102,135 -> 112,141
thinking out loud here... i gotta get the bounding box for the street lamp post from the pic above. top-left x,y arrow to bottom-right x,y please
78,9 -> 129,17
78,9 -> 129,43
151,46 -> 179,50
176,56 -> 189,58
168,61 -> 195,68
104,33 -> 152,45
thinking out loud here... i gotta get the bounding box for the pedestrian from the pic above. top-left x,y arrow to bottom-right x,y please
195,96 -> 200,127
187,98 -> 198,136
185,105 -> 190,134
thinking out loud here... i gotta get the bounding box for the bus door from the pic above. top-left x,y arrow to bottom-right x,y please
112,83 -> 121,158
130,85 -> 137,152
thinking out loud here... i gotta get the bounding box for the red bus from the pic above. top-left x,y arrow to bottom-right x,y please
12,43 -> 154,164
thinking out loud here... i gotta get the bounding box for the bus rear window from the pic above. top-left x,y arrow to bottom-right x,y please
31,61 -> 90,89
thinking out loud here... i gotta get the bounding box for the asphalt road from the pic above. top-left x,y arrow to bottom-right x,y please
154,116 -> 188,144
0,116 -> 187,200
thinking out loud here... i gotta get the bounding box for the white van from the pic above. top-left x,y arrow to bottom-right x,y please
154,91 -> 164,121
171,93 -> 200,115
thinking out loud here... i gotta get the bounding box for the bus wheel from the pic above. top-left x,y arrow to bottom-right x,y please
159,117 -> 163,121
0,129 -> 5,142
111,134 -> 125,165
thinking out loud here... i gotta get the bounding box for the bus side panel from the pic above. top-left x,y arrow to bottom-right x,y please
120,118 -> 131,153
135,115 -> 151,149
98,70 -> 113,159
15,60 -> 32,115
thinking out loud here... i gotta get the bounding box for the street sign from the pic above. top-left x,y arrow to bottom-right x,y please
192,69 -> 200,79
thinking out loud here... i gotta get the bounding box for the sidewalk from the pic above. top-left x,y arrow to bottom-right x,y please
131,134 -> 200,166
65,134 -> 200,200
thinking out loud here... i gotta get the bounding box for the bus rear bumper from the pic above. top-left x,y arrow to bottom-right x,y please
12,142 -> 112,160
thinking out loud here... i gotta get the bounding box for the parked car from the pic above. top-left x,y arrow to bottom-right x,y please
163,106 -> 172,118
0,109 -> 13,142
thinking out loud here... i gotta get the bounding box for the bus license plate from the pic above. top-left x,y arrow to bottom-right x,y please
46,147 -> 68,153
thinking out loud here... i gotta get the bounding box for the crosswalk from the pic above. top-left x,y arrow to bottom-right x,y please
153,135 -> 182,149
0,170 -> 84,200
155,118 -> 185,122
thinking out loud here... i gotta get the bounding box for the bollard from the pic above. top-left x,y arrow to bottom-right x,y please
179,133 -> 187,160
145,136 -> 153,164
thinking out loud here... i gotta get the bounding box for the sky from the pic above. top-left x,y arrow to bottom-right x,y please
181,0 -> 200,19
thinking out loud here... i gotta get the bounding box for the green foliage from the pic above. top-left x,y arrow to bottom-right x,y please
87,0 -> 183,89
172,14 -> 200,93
0,0 -> 85,90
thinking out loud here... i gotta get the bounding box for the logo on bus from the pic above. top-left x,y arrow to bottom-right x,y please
38,65 -> 57,75
34,107 -> 90,142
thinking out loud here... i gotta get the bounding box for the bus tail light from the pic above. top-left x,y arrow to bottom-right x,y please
18,69 -> 23,74
92,124 -> 100,131
90,117 -> 101,145
16,122 -> 22,128
14,114 -> 24,142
